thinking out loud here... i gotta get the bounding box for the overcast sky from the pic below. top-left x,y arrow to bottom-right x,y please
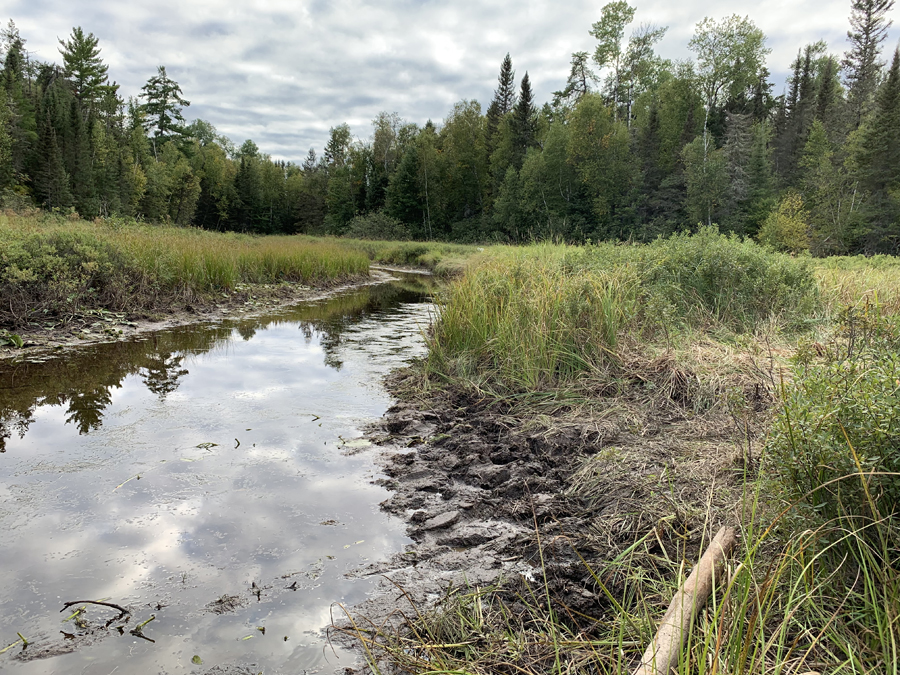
5,0 -> 898,162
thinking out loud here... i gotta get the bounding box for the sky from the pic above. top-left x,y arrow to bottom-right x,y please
4,0 -> 898,163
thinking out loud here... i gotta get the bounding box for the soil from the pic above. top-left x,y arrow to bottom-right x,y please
0,271 -> 397,363
338,361 -> 773,666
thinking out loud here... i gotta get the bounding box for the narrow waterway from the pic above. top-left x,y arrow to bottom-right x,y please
0,276 -> 434,674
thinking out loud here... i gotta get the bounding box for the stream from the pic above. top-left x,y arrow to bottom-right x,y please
0,275 -> 435,674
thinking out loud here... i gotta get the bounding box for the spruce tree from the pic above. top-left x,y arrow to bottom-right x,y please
843,0 -> 895,127
859,48 -> 900,200
486,54 -> 516,153
511,72 -> 536,168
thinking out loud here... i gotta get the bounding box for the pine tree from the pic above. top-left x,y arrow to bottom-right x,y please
843,0 -> 895,127
140,66 -> 190,157
552,52 -> 597,109
58,27 -> 109,111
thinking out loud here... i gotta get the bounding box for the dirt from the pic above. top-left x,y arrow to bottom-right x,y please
0,271 -> 397,363
337,361 -> 772,663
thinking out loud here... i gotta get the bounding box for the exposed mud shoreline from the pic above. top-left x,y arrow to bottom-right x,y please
0,270 -> 400,363
340,363 -> 768,668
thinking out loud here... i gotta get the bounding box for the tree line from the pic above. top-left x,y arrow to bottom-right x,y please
1,0 -> 898,253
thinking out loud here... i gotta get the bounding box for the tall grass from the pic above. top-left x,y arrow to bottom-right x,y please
0,214 -> 369,324
428,244 -> 638,390
426,229 -> 820,392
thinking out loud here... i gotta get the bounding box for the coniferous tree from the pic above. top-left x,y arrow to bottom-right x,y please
1,23 -> 37,184
511,72 -> 537,168
842,0 -> 895,127
58,27 -> 109,112
486,54 -> 516,154
552,52 -> 597,109
140,66 -> 190,157
857,48 -> 900,249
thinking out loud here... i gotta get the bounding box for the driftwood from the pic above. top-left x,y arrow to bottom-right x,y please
633,526 -> 738,675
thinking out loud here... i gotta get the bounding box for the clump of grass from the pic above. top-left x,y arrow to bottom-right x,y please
0,213 -> 369,326
427,244 -> 638,391
344,485 -> 898,675
814,255 -> 900,317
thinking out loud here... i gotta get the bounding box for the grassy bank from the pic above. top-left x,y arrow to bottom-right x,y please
349,229 -> 900,674
0,213 -> 370,328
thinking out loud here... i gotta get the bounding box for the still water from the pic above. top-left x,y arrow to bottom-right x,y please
0,277 -> 434,674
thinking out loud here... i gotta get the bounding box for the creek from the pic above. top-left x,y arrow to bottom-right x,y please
0,275 -> 435,674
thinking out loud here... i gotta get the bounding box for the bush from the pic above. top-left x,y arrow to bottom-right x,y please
344,212 -> 410,241
768,306 -> 900,520
572,226 -> 820,331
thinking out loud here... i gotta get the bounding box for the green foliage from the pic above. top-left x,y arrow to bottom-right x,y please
427,229 -> 819,391
758,191 -> 810,253
0,215 -> 369,325
57,27 -> 109,109
344,211 -> 410,240
769,305 -> 900,520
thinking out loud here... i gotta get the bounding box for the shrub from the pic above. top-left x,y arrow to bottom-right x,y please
768,305 -> 900,520
344,212 -> 410,241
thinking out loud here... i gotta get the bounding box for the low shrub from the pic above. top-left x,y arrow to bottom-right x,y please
768,304 -> 900,521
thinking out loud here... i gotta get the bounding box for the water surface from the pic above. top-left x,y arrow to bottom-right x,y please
0,277 -> 433,674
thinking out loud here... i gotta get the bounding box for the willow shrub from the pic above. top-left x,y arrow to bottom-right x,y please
768,305 -> 900,521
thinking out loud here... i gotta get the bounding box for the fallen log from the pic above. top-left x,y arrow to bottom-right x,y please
633,526 -> 738,675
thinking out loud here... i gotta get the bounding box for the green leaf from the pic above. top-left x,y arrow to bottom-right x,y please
191,655 -> 202,665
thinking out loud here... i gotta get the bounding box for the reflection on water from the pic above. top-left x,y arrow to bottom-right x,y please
0,276 -> 434,674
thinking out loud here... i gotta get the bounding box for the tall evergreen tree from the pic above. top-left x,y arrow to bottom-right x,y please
511,72 -> 537,167
58,27 -> 109,112
552,51 -> 597,108
842,0 -> 895,127
486,54 -> 516,153
858,48 -> 900,249
140,66 -> 190,157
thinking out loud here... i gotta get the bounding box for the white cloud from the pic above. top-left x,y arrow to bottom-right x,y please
8,0 -> 898,161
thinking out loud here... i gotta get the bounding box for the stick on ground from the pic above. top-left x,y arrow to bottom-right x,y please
633,526 -> 738,675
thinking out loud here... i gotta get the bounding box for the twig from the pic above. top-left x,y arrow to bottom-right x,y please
60,600 -> 130,616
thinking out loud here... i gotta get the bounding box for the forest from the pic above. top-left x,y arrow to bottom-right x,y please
0,0 -> 898,254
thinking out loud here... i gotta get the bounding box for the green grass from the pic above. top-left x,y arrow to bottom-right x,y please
425,229 -> 820,393
0,213 -> 369,326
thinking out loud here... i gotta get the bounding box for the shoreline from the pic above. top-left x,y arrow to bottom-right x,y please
0,269 -> 410,364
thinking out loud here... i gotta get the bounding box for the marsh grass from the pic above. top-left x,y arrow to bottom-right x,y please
425,230 -> 818,394
0,214 -> 369,325
814,254 -> 900,317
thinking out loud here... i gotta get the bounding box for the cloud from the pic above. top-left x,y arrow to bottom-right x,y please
8,0 -> 898,161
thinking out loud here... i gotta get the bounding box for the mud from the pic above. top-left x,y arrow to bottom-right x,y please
0,270 -> 399,363
340,362 -> 768,658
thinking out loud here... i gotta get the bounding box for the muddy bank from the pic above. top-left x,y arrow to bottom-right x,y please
0,270 -> 401,363
341,363 -> 769,660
